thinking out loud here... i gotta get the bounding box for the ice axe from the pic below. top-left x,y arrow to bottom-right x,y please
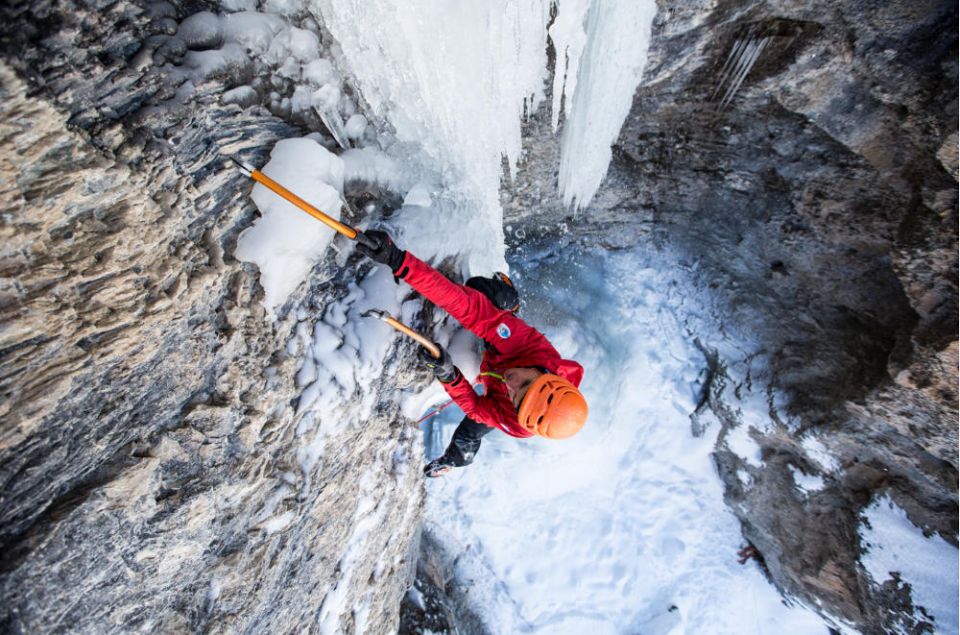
230,157 -> 380,250
361,309 -> 441,359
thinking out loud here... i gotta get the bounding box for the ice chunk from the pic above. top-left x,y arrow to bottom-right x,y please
221,85 -> 258,108
234,138 -> 345,317
221,12 -> 285,55
340,147 -> 407,192
312,85 -> 349,148
302,58 -> 335,85
265,26 -> 319,66
287,27 -> 320,61
262,0 -> 305,16
290,84 -> 314,115
311,83 -> 341,110
221,0 -> 256,11
344,114 -> 367,139
177,11 -> 223,50
277,56 -> 301,80
182,43 -> 251,82
403,182 -> 432,208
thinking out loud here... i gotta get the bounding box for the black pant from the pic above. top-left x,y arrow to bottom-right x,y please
443,416 -> 494,466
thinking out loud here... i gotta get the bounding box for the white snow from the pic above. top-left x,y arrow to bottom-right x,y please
261,510 -> 296,534
420,246 -> 833,634
860,495 -> 959,634
788,464 -> 825,494
234,137 -> 344,316
177,11 -> 222,49
221,12 -> 285,56
317,472 -> 389,635
725,423 -> 764,468
801,434 -> 841,473
293,265 -> 408,479
344,113 -> 367,139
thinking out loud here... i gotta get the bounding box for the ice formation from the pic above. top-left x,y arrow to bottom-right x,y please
557,0 -> 658,210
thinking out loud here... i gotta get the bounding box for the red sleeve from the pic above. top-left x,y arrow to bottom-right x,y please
440,372 -> 520,432
395,251 -> 503,341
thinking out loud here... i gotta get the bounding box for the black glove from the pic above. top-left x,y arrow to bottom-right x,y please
356,229 -> 406,272
419,346 -> 458,384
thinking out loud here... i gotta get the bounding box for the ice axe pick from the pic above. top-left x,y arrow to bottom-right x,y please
230,157 -> 380,250
361,310 -> 441,359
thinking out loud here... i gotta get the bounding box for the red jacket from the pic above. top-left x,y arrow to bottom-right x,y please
396,252 -> 584,437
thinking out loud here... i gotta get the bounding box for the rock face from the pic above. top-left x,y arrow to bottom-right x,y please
503,0 -> 957,632
1,0 -> 956,633
0,1 -> 424,632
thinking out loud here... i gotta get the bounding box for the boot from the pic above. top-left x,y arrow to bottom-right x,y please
423,453 -> 457,478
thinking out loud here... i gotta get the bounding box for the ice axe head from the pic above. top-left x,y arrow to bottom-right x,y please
361,309 -> 389,321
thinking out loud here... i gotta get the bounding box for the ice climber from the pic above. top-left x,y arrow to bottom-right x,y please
357,230 -> 588,477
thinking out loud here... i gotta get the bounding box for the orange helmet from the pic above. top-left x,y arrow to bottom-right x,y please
517,374 -> 588,439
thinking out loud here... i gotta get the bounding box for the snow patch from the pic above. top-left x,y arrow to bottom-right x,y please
725,423 -> 764,468
234,137 -> 344,316
860,495 -> 959,634
801,434 -> 840,473
788,464 -> 825,494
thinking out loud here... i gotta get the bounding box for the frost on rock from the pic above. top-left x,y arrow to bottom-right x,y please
158,6 -> 363,149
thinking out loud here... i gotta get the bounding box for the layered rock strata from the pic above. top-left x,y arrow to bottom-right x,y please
0,1 -> 424,632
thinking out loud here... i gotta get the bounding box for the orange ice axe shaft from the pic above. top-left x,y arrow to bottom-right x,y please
362,310 -> 441,359
231,158 -> 380,249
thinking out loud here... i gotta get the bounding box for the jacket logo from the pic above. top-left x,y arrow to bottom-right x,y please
496,323 -> 511,339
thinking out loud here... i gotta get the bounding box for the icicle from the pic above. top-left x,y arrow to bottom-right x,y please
316,106 -> 350,149
718,36 -> 768,111
710,37 -> 748,102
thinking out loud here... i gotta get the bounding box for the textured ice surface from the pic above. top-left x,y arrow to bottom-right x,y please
558,0 -> 657,210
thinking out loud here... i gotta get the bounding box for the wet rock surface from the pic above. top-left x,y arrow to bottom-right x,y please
503,0 -> 957,632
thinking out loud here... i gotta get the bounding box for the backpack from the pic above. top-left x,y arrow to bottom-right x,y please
465,272 -> 520,312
